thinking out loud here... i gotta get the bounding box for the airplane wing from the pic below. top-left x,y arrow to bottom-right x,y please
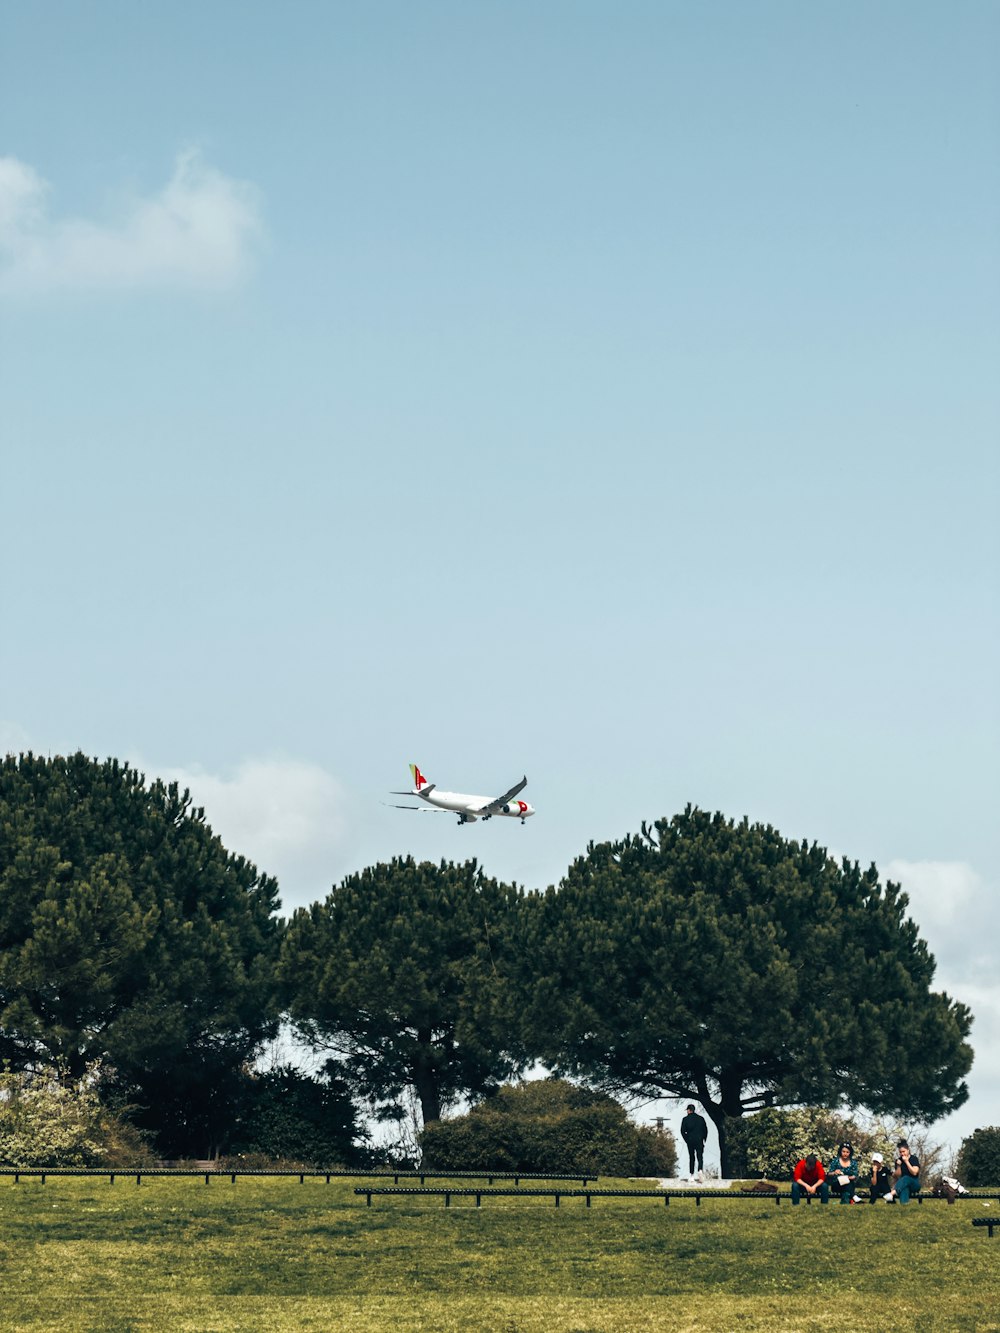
385,804 -> 450,813
478,775 -> 528,818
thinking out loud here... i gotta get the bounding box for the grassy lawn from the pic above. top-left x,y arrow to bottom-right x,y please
1,1176 -> 998,1332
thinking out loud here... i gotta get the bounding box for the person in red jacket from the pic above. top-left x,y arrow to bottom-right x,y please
792,1152 -> 829,1204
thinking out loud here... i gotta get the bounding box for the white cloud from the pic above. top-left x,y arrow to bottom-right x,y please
884,860 -> 998,1064
882,858 -> 1000,1154
0,719 -> 34,757
0,157 -> 47,233
885,859 -> 983,935
0,150 -> 262,295
151,757 -> 354,912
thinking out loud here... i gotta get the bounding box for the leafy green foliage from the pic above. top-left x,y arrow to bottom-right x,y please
520,806 -> 973,1175
226,1064 -> 367,1168
0,1065 -> 153,1167
280,857 -> 526,1126
420,1077 -> 678,1177
0,753 -> 283,1155
725,1106 -> 902,1179
955,1126 -> 1000,1186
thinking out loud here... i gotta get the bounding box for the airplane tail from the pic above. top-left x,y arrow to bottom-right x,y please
409,763 -> 430,792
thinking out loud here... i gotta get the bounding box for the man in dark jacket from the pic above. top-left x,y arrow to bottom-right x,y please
887,1139 -> 921,1203
680,1104 -> 709,1180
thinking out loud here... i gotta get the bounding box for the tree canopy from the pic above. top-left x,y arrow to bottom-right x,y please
0,762 -> 978,1171
226,1064 -> 365,1168
955,1127 -> 1000,1188
0,752 -> 283,1156
520,806 -> 973,1175
280,856 -> 526,1127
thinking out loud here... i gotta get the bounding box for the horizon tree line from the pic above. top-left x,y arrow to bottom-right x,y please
0,752 -> 974,1174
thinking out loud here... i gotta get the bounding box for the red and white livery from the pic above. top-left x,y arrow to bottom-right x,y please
390,764 -> 535,825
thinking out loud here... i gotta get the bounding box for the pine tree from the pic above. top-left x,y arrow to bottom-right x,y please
520,806 -> 973,1176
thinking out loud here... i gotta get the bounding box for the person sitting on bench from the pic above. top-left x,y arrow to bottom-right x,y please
792,1153 -> 829,1204
868,1151 -> 891,1204
885,1139 -> 921,1203
828,1141 -> 860,1203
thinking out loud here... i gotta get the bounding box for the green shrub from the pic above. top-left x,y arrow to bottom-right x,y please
633,1125 -> 680,1176
226,1065 -> 366,1169
725,1107 -> 923,1180
0,1066 -> 153,1167
420,1078 -> 677,1177
955,1127 -> 1000,1187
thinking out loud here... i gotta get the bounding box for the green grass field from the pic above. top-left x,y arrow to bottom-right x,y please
1,1176 -> 998,1332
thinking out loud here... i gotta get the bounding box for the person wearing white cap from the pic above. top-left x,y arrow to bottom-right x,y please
868,1151 -> 891,1204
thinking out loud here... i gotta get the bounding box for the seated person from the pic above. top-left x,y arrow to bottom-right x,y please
868,1151 -> 891,1204
885,1139 -> 921,1203
791,1152 -> 829,1204
827,1141 -> 859,1204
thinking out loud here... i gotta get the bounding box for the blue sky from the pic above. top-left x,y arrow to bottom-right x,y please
2,2 -> 998,1162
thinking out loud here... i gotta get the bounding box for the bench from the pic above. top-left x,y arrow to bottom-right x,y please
0,1167 -> 597,1188
356,1187 -> 677,1208
972,1218 -> 999,1237
356,1185 -> 1000,1210
356,1186 -> 795,1208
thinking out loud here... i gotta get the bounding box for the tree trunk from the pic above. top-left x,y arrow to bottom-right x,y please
412,1034 -> 441,1126
702,1100 -> 734,1177
699,1068 -> 745,1179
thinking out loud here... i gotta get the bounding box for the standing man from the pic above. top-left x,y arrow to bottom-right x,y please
680,1103 -> 709,1182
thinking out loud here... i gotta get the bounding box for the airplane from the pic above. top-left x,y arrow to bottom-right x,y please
389,763 -> 535,825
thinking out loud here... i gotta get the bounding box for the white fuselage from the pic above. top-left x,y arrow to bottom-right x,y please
419,789 -> 534,821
